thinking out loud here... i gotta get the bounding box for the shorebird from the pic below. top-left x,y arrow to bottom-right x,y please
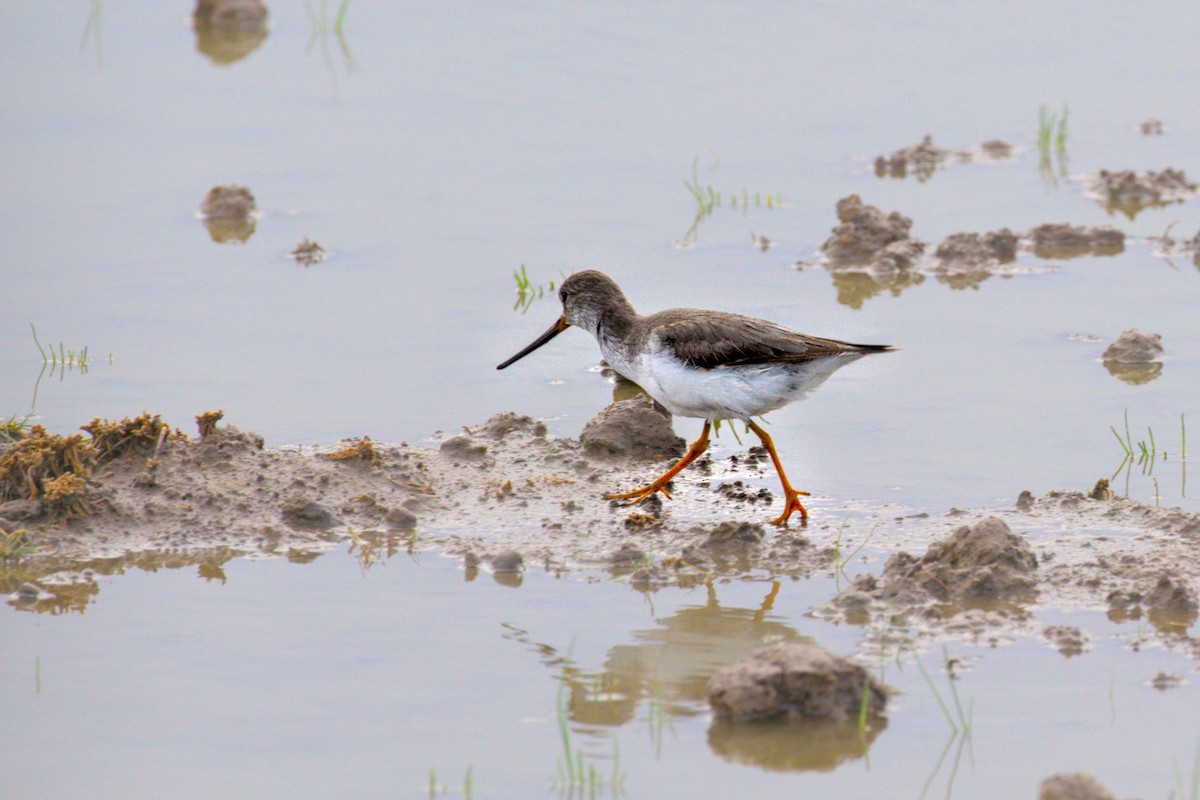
497,270 -> 892,525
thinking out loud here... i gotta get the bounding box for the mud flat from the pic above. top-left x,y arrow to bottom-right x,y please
3,405 -> 1199,669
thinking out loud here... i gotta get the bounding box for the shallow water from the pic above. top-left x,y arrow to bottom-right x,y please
3,2 -> 1199,796
4,551 -> 1199,799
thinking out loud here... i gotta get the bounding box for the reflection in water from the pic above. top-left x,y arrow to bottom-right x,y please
1103,359 -> 1162,385
919,729 -> 973,800
2,535 -> 418,614
202,214 -> 258,243
828,268 -> 925,309
564,582 -> 804,727
500,579 -> 891,771
1037,103 -> 1070,190
675,156 -> 784,247
192,0 -> 270,65
305,0 -> 358,101
3,548 -> 242,615
80,1 -> 104,65
708,716 -> 884,772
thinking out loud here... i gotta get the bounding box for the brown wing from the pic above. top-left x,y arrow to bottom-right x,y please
649,310 -> 891,370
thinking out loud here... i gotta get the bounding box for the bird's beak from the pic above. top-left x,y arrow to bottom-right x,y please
496,315 -> 570,369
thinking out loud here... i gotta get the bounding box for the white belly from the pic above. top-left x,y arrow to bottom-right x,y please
609,344 -> 864,422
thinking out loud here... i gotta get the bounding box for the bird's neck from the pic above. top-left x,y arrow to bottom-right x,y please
595,300 -> 636,344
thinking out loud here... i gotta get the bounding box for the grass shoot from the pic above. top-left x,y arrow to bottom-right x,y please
1110,411 -> 1188,501
512,265 -> 559,314
680,155 -> 783,245
552,671 -> 626,796
31,324 -> 90,374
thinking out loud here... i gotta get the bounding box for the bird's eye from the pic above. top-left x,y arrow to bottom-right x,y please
559,288 -> 569,302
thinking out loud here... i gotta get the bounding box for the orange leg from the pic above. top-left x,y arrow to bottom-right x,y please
607,420 -> 711,505
746,420 -> 809,526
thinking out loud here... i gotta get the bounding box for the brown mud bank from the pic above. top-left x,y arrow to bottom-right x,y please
4,406 -> 1200,662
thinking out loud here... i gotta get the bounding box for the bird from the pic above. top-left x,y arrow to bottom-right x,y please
496,270 -> 892,525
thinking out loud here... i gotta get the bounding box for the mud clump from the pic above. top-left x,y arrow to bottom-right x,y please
290,237 -> 328,267
874,135 -> 954,181
819,195 -> 926,268
281,495 -> 338,530
200,184 -> 257,218
1087,167 -> 1197,217
881,517 -> 1037,603
199,184 -> 258,243
193,0 -> 268,31
1037,772 -> 1114,800
1140,119 -> 1164,135
1042,625 -> 1089,657
1102,329 -> 1163,363
702,520 -> 765,553
933,229 -> 1018,270
1143,573 -> 1200,631
1026,223 -> 1124,259
873,136 -> 1011,180
580,397 -> 685,460
490,550 -> 524,573
1102,329 -> 1164,385
439,435 -> 488,462
708,641 -> 888,723
472,412 -> 547,441
192,1 -> 269,65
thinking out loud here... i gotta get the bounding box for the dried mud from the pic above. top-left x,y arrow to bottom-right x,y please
4,408 -> 1200,672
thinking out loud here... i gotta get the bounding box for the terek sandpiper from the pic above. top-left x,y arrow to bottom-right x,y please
497,270 -> 892,525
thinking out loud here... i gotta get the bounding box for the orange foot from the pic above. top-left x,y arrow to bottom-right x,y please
770,487 -> 811,526
606,420 -> 711,507
606,482 -> 672,504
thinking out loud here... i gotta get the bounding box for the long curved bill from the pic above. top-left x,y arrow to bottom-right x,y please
496,315 -> 570,369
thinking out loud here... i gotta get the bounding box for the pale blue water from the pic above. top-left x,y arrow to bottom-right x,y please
3,552 -> 1197,799
2,3 -> 1199,796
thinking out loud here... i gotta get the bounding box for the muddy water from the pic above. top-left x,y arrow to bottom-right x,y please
2,2 -> 1199,798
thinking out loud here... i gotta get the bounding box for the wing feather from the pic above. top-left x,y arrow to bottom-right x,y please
648,311 -> 889,370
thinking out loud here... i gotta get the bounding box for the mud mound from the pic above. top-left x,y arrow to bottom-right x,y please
1102,329 -> 1164,385
873,135 -> 1013,180
933,229 -> 1018,270
579,397 -> 685,459
1102,329 -> 1163,363
199,184 -> 257,218
874,135 -> 954,181
708,641 -> 888,723
198,184 -> 258,242
1038,772 -> 1114,800
1087,167 -> 1197,217
819,195 -> 926,267
881,517 -> 1037,602
1026,223 -> 1125,259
